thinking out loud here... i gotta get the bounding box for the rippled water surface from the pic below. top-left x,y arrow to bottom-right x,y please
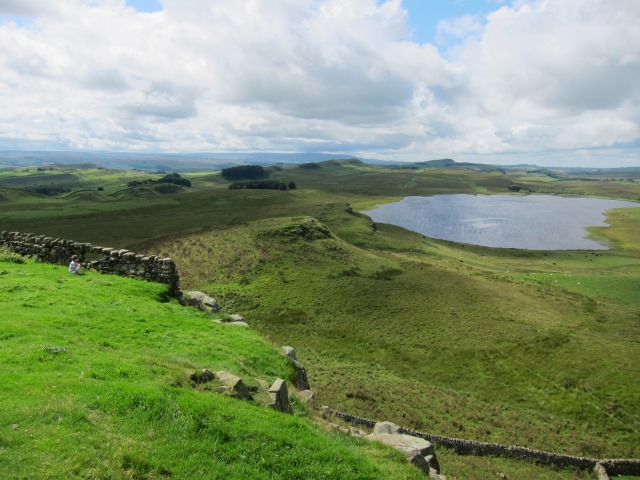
363,194 -> 639,250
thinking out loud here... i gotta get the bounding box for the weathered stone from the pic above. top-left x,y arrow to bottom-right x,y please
190,369 -> 215,384
268,378 -> 293,414
369,432 -> 434,456
424,454 -> 441,475
227,321 -> 249,327
373,421 -> 402,435
215,371 -> 252,400
297,389 -> 316,406
408,449 -> 432,476
368,431 -> 440,474
594,464 -> 609,480
291,358 -> 310,390
282,346 -> 297,360
281,346 -> 309,390
183,291 -> 220,313
229,313 -> 245,322
348,426 -> 368,438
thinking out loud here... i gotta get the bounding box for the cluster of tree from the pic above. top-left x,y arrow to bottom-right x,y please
127,179 -> 155,188
31,187 -> 70,196
153,184 -> 183,194
229,180 -> 296,191
297,162 -> 320,169
528,168 -> 561,179
221,165 -> 269,180
508,184 -> 532,192
127,173 -> 191,188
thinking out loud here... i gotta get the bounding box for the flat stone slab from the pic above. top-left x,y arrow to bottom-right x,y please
368,433 -> 435,457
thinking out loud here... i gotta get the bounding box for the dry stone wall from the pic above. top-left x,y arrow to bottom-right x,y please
0,231 -> 180,295
331,411 -> 640,477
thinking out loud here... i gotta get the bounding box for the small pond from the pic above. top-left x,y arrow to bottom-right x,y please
362,194 -> 639,250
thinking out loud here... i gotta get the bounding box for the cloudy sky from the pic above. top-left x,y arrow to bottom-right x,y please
0,0 -> 638,167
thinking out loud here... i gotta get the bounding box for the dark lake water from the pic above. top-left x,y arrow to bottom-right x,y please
363,194 -> 639,250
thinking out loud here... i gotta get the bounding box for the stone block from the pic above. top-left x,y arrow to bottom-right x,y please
268,378 -> 293,414
373,421 -> 401,435
215,371 -> 252,400
282,346 -> 297,360
183,291 -> 220,313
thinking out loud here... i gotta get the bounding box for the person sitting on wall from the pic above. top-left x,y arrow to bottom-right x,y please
68,255 -> 82,274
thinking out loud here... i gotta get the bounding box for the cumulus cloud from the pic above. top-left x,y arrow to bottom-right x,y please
0,0 -> 638,166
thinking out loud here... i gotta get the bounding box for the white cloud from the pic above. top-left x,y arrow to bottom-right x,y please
0,0 -> 638,166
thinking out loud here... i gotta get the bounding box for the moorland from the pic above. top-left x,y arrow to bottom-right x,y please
1,158 -> 639,479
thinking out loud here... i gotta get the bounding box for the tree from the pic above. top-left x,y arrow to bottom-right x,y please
221,165 -> 269,181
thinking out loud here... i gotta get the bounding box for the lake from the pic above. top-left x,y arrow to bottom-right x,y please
362,194 -> 639,250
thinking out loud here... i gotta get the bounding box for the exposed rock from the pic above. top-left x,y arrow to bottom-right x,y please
228,321 -> 249,327
290,358 -> 310,390
368,426 -> 440,474
369,432 -> 435,457
297,389 -> 316,406
282,346 -> 297,360
190,369 -> 215,384
348,426 -> 368,438
408,449 -> 433,476
268,378 -> 293,414
215,371 -> 252,400
594,463 -> 610,480
229,313 -> 245,322
183,291 -> 220,313
373,421 -> 402,435
282,346 -> 309,390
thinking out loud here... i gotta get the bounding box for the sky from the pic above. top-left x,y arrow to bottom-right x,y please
0,0 -> 638,167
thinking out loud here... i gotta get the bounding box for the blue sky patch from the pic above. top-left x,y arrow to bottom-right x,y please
126,0 -> 163,13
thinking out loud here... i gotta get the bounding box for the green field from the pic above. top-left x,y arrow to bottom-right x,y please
1,161 -> 638,479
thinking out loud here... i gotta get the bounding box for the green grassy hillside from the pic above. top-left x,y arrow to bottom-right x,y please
155,209 -> 639,460
1,161 -> 638,479
0,254 -> 428,480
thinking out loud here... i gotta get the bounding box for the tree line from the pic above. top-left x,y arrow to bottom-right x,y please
128,173 -> 191,188
229,180 -> 296,191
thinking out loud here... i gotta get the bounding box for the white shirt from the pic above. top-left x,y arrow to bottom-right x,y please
69,261 -> 80,274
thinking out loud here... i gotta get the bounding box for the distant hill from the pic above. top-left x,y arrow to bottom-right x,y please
0,151 -> 369,172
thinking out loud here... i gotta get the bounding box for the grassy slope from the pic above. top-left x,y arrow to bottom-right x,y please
0,257 -> 426,480
0,162 -> 513,248
1,162 -> 638,479
163,210 -> 639,454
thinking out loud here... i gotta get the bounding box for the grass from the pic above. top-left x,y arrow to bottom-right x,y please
154,213 -> 636,478
1,160 -> 638,479
0,258 -> 427,479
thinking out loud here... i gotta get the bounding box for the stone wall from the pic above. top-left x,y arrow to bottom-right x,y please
331,411 -> 640,477
0,231 -> 180,295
